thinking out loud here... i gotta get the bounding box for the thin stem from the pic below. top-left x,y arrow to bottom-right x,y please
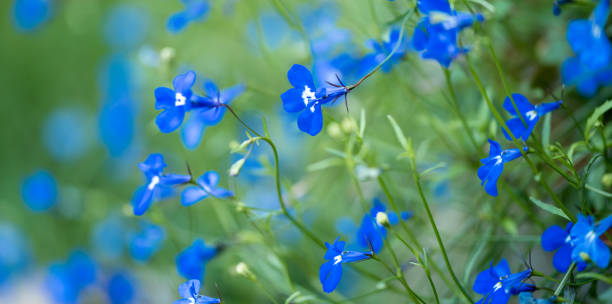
372,256 -> 425,304
443,68 -> 480,153
532,270 -> 561,283
554,262 -> 576,296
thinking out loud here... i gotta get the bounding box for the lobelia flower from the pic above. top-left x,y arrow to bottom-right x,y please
45,250 -> 97,304
356,198 -> 412,253
541,221 -> 587,272
0,223 -> 31,285
569,213 -> 612,268
167,0 -> 210,33
473,258 -> 534,304
181,80 -> 245,149
518,292 -> 555,304
154,71 -> 215,133
281,64 -> 348,136
174,279 -> 220,304
12,0 -> 53,32
358,27 -> 411,76
181,171 -> 233,206
477,139 -> 524,197
107,272 -> 136,304
319,237 -> 373,293
176,239 -> 220,281
502,94 -> 562,141
21,169 -> 58,212
566,0 -> 611,71
131,154 -> 191,216
413,0 -> 483,67
561,55 -> 612,97
128,220 -> 166,262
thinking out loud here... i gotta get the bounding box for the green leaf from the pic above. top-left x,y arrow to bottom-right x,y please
529,196 -> 570,221
359,108 -> 366,139
387,115 -> 409,151
585,100 -> 612,141
262,116 -> 270,137
542,112 -> 551,156
468,0 -> 495,12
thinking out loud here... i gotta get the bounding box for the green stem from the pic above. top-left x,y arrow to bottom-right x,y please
372,256 -> 425,304
443,68 -> 480,153
554,262 -> 576,296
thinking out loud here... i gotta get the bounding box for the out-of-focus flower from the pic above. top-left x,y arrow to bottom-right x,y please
107,272 -> 136,304
358,27 -> 411,76
128,221 -> 166,262
103,4 -> 149,49
21,169 -> 58,212
181,171 -> 233,206
356,199 -> 412,253
43,107 -> 93,162
12,0 -> 53,32
176,239 -> 220,281
502,94 -> 562,141
45,250 -> 97,304
174,279 -> 220,304
0,223 -> 30,285
167,0 -> 210,33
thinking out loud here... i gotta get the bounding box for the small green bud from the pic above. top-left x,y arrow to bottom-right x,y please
375,211 -> 390,227
602,173 -> 612,188
229,158 -> 246,177
327,122 -> 342,139
235,262 -> 256,280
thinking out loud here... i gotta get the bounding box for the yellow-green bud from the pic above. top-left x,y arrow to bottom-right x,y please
376,211 -> 390,227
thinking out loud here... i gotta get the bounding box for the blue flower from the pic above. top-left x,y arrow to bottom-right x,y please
281,64 -> 347,136
502,94 -> 562,141
43,107 -> 93,161
319,237 -> 373,293
176,239 -> 219,280
553,0 -> 574,16
477,139 -> 523,197
99,101 -> 134,158
561,55 -> 612,97
167,0 -> 210,33
103,4 -> 149,49
107,272 -> 136,304
569,213 -> 612,268
358,27 -> 410,76
518,292 -> 555,304
128,220 -> 166,262
181,81 -> 245,149
12,0 -> 53,32
541,221 -> 587,272
181,171 -> 233,206
473,258 -> 534,304
45,250 -> 97,304
356,198 -> 412,253
131,154 -> 191,216
413,0 -> 483,67
0,223 -> 30,285
21,169 -> 58,212
566,0 -> 611,70
175,279 -> 220,304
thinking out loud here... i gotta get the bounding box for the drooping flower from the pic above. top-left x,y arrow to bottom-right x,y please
570,213 -> 612,268
12,0 -> 53,32
477,139 -> 523,197
181,171 -> 233,206
502,94 -> 562,141
356,198 -> 412,253
358,27 -> 411,76
566,0 -> 611,71
21,169 -> 58,212
174,279 -> 220,304
518,292 -> 555,304
541,222 -> 587,272
176,239 -> 220,281
167,0 -> 210,33
319,237 -> 373,293
473,258 -> 534,304
181,80 -> 245,149
131,154 -> 191,216
154,71 -> 215,133
413,0 -> 483,67
281,64 -> 347,136
561,55 -> 612,97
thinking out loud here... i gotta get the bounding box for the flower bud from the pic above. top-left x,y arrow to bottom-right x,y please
160,47 -> 175,63
235,262 -> 256,280
376,211 -> 390,227
602,173 -> 612,188
229,158 -> 246,177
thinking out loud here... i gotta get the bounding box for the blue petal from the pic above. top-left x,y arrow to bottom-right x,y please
139,153 -> 166,176
181,187 -> 208,206
155,87 -> 175,110
502,93 -> 534,116
503,117 -> 529,141
198,171 -> 219,188
537,101 -> 562,116
592,239 -> 611,268
541,225 -> 567,251
167,12 -> 189,33
22,170 -> 58,212
487,139 -> 502,157
203,80 -> 220,98
566,19 -> 592,55
417,0 -> 452,14
156,108 -> 186,133
185,0 -> 210,20
596,214 -> 612,235
473,266 -> 497,294
132,186 -> 154,216
593,0 -> 610,28
321,262 -> 342,293
287,64 -> 315,89
196,107 -> 225,126
297,103 -> 323,136
281,88 -> 306,113
483,164 -> 503,197
220,83 -> 245,104
160,174 -> 191,186
178,279 -> 200,299
493,258 -> 511,277
173,71 -> 197,94
181,113 -> 208,150
553,243 -> 572,272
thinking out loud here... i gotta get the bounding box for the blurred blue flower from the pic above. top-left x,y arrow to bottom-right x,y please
98,55 -> 134,102
0,223 -> 30,285
413,0 -> 483,67
561,55 -> 612,97
570,213 -> 612,268
103,4 -> 149,49
92,215 -> 125,260
313,53 -> 361,90
502,94 -> 562,141
43,107 -> 92,161
541,222 -> 587,272
356,198 -> 412,253
281,64 -> 347,136
477,139 -> 523,197
246,11 -> 294,51
99,102 -> 135,158
107,272 -> 136,304
12,0 -> 53,32
553,0 -> 574,16
128,220 -> 166,262
358,27 -> 411,76
167,0 -> 210,33
21,169 -> 58,212
181,80 -> 245,149
518,292 -> 555,304
131,153 -> 191,216
176,239 -> 219,281
175,279 -> 220,304
473,258 -> 534,304
566,0 -> 611,71
181,171 -> 233,206
319,237 -> 373,293
45,250 -> 97,304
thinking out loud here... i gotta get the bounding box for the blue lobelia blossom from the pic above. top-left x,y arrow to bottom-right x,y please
569,213 -> 612,268
541,221 -> 587,272
103,4 -> 149,49
566,0 -> 611,71
413,0 -> 483,67
356,199 -> 412,253
175,279 -> 220,304
553,0 -> 574,16
502,94 -> 562,141
176,239 -> 220,281
281,64 -> 348,136
107,272 -> 136,304
45,250 -> 97,304
478,139 -> 523,197
561,55 -> 612,97
473,258 -> 534,304
21,169 -> 58,212
358,27 -> 411,76
131,154 -> 191,216
43,107 -> 93,162
128,220 -> 166,262
12,0 -> 53,32
181,171 -> 233,206
319,237 -> 373,293
518,292 -> 555,304
181,80 -> 245,149
155,71 -> 215,133
0,223 -> 31,286
167,0 -> 210,33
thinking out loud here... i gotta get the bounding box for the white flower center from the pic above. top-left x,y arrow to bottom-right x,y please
175,92 -> 187,107
187,298 -> 195,304
333,255 -> 342,265
310,104 -> 316,113
593,25 -> 602,39
302,85 -> 316,106
525,110 -> 537,121
565,235 -> 571,243
494,155 -> 502,165
586,230 -> 596,242
147,175 -> 160,190
493,281 -> 502,292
